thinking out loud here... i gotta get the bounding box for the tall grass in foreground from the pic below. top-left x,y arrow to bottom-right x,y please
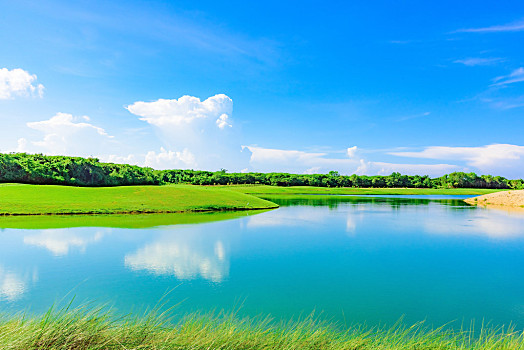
1,305 -> 523,349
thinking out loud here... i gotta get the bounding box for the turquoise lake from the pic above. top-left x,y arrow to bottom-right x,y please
1,195 -> 524,330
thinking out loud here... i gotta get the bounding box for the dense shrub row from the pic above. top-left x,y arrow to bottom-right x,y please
1,153 -> 523,189
0,153 -> 160,186
158,169 -> 524,189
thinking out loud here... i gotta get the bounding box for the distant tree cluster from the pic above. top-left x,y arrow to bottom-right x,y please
157,169 -> 524,189
0,153 -> 160,186
1,153 -> 523,189
433,172 -> 523,189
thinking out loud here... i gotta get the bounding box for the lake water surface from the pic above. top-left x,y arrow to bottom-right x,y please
1,195 -> 524,329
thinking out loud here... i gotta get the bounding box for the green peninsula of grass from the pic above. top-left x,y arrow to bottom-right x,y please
0,183 -> 504,216
0,184 -> 278,215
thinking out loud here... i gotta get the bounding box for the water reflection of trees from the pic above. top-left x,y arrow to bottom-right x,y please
262,196 -> 470,210
251,197 -> 524,240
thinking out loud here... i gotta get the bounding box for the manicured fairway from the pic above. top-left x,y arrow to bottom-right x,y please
0,184 -> 278,215
0,183 -> 505,215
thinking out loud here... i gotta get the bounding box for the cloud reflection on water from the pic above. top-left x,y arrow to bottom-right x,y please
423,208 -> 524,239
246,206 -> 334,228
0,265 -> 37,302
23,229 -> 105,256
247,205 -> 369,235
125,230 -> 229,283
248,199 -> 524,240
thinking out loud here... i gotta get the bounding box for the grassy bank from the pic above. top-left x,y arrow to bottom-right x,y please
1,305 -> 522,349
0,184 -> 277,215
225,185 -> 503,196
0,184 -> 504,216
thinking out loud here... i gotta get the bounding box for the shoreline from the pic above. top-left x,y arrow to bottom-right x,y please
464,190 -> 524,210
0,205 -> 279,216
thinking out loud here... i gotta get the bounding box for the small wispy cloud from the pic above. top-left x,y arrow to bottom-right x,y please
454,57 -> 503,66
492,67 -> 524,86
28,1 -> 281,67
397,111 -> 431,122
389,40 -> 414,45
482,96 -> 524,110
455,19 -> 524,33
465,67 -> 524,109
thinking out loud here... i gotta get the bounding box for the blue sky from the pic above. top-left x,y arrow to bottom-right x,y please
1,0 -> 524,177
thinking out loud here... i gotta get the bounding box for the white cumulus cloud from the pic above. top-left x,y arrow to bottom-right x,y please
127,94 -> 233,126
103,154 -> 140,165
347,146 -> 358,158
246,146 -> 457,176
126,94 -> 250,171
390,144 -> 524,177
0,68 -> 44,99
144,147 -> 197,169
216,113 -> 232,129
247,146 -> 355,173
355,160 -> 459,176
20,112 -> 114,157
247,146 -> 328,166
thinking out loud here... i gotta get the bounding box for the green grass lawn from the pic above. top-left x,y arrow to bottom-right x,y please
0,183 -> 502,216
0,184 -> 277,215
222,185 -> 503,196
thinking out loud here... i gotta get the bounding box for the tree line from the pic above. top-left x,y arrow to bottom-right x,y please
1,153 -> 523,189
0,153 -> 160,186
157,169 -> 523,189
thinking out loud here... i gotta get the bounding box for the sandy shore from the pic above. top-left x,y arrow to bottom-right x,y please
464,190 -> 524,209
